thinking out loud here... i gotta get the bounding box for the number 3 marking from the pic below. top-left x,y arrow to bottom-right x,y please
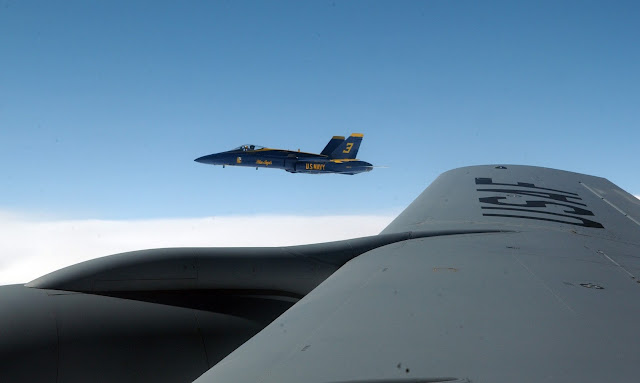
343,143 -> 353,153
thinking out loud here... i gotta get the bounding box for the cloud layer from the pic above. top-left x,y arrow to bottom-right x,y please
3,195 -> 638,286
0,213 -> 395,285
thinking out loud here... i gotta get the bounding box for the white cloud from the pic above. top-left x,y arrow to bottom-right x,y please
0,213 -> 396,285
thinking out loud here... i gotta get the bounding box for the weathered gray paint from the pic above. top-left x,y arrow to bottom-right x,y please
2,165 -> 639,383
27,230 -> 497,296
194,165 -> 640,383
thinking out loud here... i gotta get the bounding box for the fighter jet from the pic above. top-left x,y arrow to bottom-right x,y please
2,165 -> 640,383
195,133 -> 372,175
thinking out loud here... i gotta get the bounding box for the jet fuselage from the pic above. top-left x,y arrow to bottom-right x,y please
195,134 -> 372,175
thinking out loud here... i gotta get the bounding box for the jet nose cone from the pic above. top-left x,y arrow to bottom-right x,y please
194,155 -> 210,164
195,153 -> 225,165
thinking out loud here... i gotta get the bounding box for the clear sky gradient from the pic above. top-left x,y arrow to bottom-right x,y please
1,1 -> 639,220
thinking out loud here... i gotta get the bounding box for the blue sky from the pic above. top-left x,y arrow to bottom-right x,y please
1,0 -> 639,220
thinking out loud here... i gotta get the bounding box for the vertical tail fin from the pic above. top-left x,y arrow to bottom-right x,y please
320,136 -> 345,156
329,133 -> 363,159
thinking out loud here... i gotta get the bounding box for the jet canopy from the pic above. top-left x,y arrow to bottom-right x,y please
233,144 -> 265,151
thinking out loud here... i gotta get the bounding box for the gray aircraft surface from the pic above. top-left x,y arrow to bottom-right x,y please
2,164 -> 640,382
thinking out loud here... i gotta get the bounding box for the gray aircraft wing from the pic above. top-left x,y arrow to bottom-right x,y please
194,165 -> 640,383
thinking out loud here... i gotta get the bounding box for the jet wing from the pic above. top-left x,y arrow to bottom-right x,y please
194,165 -> 640,383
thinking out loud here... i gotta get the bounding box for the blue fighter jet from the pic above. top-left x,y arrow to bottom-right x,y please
195,133 -> 372,175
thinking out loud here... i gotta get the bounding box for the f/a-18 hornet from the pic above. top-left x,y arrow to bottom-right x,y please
195,133 -> 372,175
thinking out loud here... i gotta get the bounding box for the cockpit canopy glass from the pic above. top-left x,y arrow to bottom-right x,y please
233,144 -> 265,151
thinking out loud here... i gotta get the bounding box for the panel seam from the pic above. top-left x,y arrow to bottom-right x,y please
580,182 -> 640,227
